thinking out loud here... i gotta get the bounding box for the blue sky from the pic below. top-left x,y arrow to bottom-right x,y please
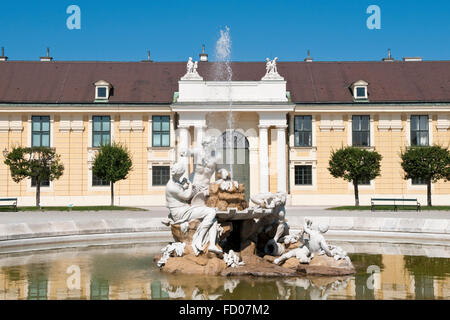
0,0 -> 449,62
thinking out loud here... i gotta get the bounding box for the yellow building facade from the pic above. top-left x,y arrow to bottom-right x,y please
0,60 -> 449,206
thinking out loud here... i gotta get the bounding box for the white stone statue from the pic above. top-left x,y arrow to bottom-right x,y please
181,57 -> 203,80
223,250 -> 245,268
274,245 -> 311,265
165,162 -> 222,256
265,57 -> 278,74
262,57 -> 284,80
250,192 -> 289,255
302,218 -> 333,258
157,242 -> 186,268
216,168 -> 239,192
180,136 -> 221,206
274,218 -> 334,265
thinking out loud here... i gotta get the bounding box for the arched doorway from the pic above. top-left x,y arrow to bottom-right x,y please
216,131 -> 250,200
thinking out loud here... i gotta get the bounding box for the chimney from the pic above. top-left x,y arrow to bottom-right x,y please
199,44 -> 208,62
402,57 -> 422,62
141,50 -> 153,62
40,47 -> 53,61
0,47 -> 7,62
304,49 -> 313,62
382,48 -> 395,62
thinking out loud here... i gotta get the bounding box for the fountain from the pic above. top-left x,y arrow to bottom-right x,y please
157,117 -> 355,276
214,27 -> 234,179
156,29 -> 354,277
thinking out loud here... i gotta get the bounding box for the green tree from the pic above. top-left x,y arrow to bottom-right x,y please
3,146 -> 64,207
328,146 -> 382,206
401,146 -> 450,207
92,143 -> 133,206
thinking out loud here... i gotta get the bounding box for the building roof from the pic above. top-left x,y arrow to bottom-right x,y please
0,60 -> 449,104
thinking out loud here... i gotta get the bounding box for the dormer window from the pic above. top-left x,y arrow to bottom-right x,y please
350,80 -> 369,101
94,80 -> 112,102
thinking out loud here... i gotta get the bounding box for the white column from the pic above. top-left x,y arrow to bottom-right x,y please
194,125 -> 206,148
178,125 -> 190,178
259,125 -> 269,193
276,125 -> 287,193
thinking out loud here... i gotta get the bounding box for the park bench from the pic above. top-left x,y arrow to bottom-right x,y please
0,198 -> 18,212
371,198 -> 421,212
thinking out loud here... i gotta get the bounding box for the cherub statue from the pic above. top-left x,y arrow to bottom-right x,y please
216,168 -> 238,191
274,218 -> 333,265
302,218 -> 333,258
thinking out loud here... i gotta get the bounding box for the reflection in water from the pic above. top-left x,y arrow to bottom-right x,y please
0,243 -> 449,300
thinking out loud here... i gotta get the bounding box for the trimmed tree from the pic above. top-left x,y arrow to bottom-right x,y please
328,146 -> 382,206
92,143 -> 133,206
3,146 -> 64,207
401,145 -> 450,207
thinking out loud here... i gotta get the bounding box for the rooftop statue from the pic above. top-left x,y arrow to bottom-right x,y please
262,57 -> 284,80
181,57 -> 203,80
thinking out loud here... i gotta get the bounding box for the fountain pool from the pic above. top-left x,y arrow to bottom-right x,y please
0,241 -> 448,300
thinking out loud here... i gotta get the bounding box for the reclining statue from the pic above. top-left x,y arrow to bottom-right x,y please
165,162 -> 222,256
274,218 -> 333,265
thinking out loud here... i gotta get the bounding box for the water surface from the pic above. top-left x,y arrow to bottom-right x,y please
0,242 -> 448,300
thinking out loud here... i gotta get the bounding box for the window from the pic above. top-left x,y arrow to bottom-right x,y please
90,278 -> 109,300
97,87 -> 107,98
92,116 -> 111,147
152,166 -> 170,186
28,277 -> 48,300
152,116 -> 170,147
411,115 -> 429,146
352,115 -> 370,147
93,174 -> 110,187
412,177 -> 427,185
358,178 -> 371,185
94,80 -> 111,101
295,165 -> 312,185
32,116 -> 50,147
294,116 -> 312,147
351,80 -> 369,100
31,177 -> 50,187
356,87 -> 366,98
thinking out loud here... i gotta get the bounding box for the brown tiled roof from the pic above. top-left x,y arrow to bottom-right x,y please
0,60 -> 449,104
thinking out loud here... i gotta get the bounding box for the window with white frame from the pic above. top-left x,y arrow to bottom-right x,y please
410,115 -> 429,146
32,116 -> 50,147
92,174 -> 110,187
294,165 -> 312,185
351,80 -> 369,100
412,177 -> 427,185
92,116 -> 111,147
94,80 -> 112,101
358,177 -> 371,185
294,115 -> 312,147
352,115 -> 370,147
152,116 -> 170,147
152,166 -> 170,186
